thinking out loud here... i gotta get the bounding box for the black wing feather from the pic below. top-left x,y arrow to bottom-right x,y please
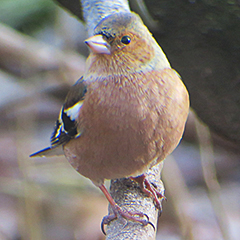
50,77 -> 87,148
30,77 -> 87,157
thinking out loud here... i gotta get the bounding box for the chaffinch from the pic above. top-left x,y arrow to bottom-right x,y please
31,12 -> 189,233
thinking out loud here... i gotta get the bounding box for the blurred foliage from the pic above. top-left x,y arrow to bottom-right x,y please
0,0 -> 56,34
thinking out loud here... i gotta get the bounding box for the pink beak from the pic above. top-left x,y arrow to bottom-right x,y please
85,35 -> 111,55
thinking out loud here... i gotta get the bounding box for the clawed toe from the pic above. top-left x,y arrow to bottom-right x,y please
101,206 -> 155,235
98,183 -> 156,235
101,213 -> 117,235
131,174 -> 166,211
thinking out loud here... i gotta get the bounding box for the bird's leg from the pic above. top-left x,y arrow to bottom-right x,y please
99,184 -> 155,235
130,174 -> 166,211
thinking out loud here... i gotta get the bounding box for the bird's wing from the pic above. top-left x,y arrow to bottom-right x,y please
30,77 -> 87,157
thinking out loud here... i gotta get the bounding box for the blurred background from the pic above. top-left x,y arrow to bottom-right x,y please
0,0 -> 239,239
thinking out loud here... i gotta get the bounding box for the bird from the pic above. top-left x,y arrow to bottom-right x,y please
30,11 -> 189,233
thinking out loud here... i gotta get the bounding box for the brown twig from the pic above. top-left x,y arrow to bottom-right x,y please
162,156 -> 195,240
0,22 -> 85,80
194,114 -> 231,240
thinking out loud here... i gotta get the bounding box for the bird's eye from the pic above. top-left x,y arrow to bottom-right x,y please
121,36 -> 131,45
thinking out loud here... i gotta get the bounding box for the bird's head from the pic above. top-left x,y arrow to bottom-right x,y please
84,12 -> 157,74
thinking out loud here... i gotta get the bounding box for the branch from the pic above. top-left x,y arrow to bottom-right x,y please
106,163 -> 164,240
0,22 -> 85,79
194,116 -> 231,240
81,0 -> 130,37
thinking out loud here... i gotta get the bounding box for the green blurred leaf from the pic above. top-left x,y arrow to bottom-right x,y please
0,0 -> 56,33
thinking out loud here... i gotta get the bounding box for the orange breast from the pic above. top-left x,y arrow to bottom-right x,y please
64,68 -> 189,185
